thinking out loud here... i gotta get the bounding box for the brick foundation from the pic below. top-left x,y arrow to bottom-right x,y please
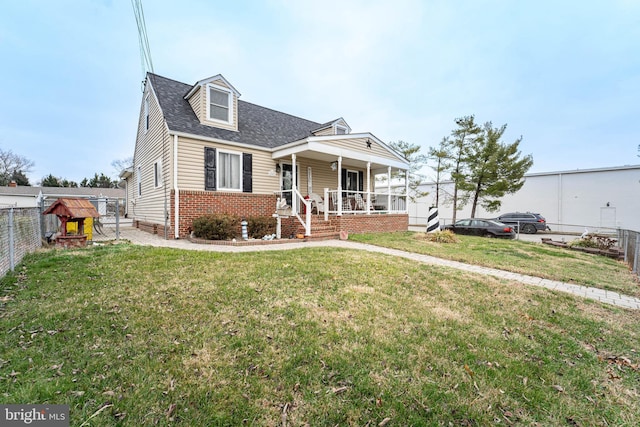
172,190 -> 277,238
55,235 -> 88,248
280,217 -> 299,239
135,220 -> 172,237
333,214 -> 408,234
133,192 -> 407,239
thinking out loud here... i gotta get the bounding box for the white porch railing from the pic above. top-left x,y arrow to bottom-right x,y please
275,189 -> 312,236
323,189 -> 407,221
276,188 -> 407,233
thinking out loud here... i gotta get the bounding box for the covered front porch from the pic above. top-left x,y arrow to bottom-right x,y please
272,133 -> 410,237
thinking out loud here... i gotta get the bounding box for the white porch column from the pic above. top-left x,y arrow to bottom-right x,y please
291,153 -> 297,216
404,168 -> 409,213
337,156 -> 343,216
324,187 -> 329,222
387,166 -> 392,212
366,162 -> 371,215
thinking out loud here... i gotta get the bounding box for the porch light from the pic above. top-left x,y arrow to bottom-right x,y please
275,163 -> 281,173
330,161 -> 338,171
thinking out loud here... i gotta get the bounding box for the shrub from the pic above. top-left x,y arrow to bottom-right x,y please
568,238 -> 599,249
247,216 -> 276,239
568,234 -> 617,250
420,229 -> 459,243
192,214 -> 240,240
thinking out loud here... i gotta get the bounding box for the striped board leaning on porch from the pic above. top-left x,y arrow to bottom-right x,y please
427,206 -> 440,233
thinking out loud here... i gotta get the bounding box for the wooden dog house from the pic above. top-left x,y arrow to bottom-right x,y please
43,198 -> 100,248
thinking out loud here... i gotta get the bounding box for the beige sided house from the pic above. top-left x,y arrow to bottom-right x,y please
122,73 -> 410,239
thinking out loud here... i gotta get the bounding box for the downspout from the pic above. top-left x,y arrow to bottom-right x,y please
173,134 -> 180,238
291,153 -> 297,216
337,156 -> 343,216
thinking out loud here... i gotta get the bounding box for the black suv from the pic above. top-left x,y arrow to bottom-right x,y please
495,212 -> 547,234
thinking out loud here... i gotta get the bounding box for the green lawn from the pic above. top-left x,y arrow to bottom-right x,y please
1,243 -> 639,425
350,232 -> 640,298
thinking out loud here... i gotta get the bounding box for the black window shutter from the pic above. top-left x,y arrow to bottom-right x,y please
204,147 -> 216,191
341,168 -> 347,197
358,171 -> 364,192
242,153 -> 252,193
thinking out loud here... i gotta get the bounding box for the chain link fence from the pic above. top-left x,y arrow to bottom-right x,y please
618,229 -> 640,279
0,207 -> 42,278
40,196 -> 128,243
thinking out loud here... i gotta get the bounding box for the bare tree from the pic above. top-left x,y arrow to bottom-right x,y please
111,156 -> 134,176
0,148 -> 35,186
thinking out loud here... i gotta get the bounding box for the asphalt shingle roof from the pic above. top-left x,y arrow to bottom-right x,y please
148,73 -> 324,149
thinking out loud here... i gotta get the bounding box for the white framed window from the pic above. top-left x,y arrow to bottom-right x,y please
335,125 -> 347,135
217,149 -> 242,191
144,95 -> 150,132
207,84 -> 233,124
136,165 -> 142,197
153,158 -> 162,188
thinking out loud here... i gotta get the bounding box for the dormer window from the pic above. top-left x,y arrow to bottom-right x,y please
335,125 -> 347,135
207,84 -> 233,124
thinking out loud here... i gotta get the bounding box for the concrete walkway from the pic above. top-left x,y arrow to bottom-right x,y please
98,227 -> 640,310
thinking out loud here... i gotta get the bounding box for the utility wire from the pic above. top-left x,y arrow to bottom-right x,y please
131,0 -> 167,236
131,0 -> 154,81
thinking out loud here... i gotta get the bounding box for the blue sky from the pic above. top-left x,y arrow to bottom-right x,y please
1,0 -> 638,184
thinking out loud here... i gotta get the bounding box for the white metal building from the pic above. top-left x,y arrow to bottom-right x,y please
407,165 -> 640,233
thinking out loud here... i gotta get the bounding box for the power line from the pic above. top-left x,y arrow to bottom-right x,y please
131,0 -> 154,80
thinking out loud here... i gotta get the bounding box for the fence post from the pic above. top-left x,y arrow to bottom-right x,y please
634,234 -> 640,274
39,198 -> 46,240
623,230 -> 629,263
115,198 -> 120,241
8,207 -> 15,272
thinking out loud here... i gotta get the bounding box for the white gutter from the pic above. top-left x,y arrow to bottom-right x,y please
273,140 -> 409,170
273,133 -> 407,164
173,134 -> 180,239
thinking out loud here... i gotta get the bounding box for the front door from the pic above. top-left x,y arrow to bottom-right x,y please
346,170 -> 359,196
280,164 -> 299,206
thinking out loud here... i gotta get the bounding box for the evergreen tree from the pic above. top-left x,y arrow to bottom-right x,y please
387,140 -> 429,202
60,179 -> 79,188
463,122 -> 533,217
11,170 -> 30,186
81,173 -> 118,188
427,137 -> 451,208
41,174 -> 63,187
444,115 -> 481,223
